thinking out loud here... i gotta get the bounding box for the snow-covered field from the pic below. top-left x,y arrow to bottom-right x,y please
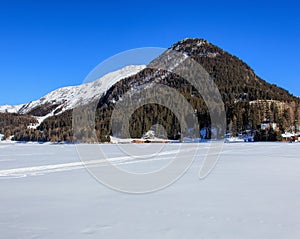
0,142 -> 299,238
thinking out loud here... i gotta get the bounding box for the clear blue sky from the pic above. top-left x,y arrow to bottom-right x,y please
0,0 -> 299,105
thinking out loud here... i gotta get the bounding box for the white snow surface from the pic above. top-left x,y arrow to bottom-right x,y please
0,142 -> 299,238
0,65 -> 145,116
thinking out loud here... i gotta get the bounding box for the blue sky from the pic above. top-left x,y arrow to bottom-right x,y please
0,0 -> 299,105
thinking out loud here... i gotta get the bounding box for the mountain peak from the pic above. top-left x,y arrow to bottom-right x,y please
171,38 -> 223,58
177,38 -> 209,45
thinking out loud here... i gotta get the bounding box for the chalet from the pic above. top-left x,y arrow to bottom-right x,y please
260,119 -> 277,130
281,132 -> 299,142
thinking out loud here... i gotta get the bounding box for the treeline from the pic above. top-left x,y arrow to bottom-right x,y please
0,113 -> 38,140
0,111 -> 73,142
10,97 -> 297,143
13,110 -> 73,142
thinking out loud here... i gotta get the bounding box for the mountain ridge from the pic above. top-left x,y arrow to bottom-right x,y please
0,65 -> 146,116
1,38 -> 299,142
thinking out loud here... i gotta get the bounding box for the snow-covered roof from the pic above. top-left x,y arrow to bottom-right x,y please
281,132 -> 296,138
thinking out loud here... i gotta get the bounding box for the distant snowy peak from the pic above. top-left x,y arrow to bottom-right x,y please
0,104 -> 23,114
1,65 -> 146,116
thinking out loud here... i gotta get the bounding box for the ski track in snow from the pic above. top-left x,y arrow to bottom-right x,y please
0,145 -> 201,179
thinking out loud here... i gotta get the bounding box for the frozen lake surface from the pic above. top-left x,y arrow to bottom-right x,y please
0,142 -> 299,238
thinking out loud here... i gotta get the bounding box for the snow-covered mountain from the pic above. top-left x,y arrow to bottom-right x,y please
0,65 -> 146,117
